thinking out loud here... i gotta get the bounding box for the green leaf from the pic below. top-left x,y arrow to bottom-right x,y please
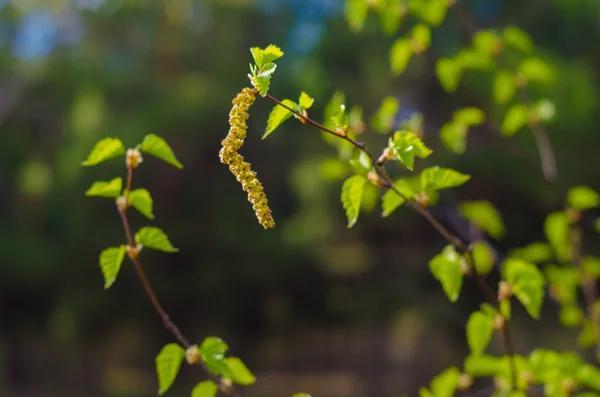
345,0 -> 369,32
503,258 -> 545,319
222,357 -> 256,385
389,130 -> 432,171
544,211 -> 570,262
583,256 -> 600,278
420,166 -> 470,192
519,58 -> 554,83
419,388 -> 435,397
502,104 -> 529,136
155,343 -> 186,395
411,24 -> 431,52
545,265 -> 579,305
191,381 -> 218,397
436,58 -> 462,92
467,311 -> 494,355
129,188 -> 154,219
568,186 -> 600,210
250,45 -> 284,69
349,151 -> 372,176
264,99 -> 297,138
457,48 -> 492,69
559,305 -> 584,328
502,26 -> 534,53
81,137 -> 125,166
430,367 -> 460,397
85,177 -> 123,198
135,227 -> 179,253
440,122 -> 467,154
454,107 -> 485,126
500,299 -> 511,320
577,364 -> 600,391
493,70 -> 516,104
141,134 -> 183,169
376,0 -> 405,35
253,75 -> 271,97
341,175 -> 366,228
292,394 -> 312,397
371,96 -> 399,134
390,38 -> 413,75
472,241 -> 495,276
473,30 -> 500,55
465,354 -> 509,378
199,337 -> 229,359
429,245 -> 464,302
409,0 -> 448,25
99,245 -> 126,289
509,242 -> 553,263
298,92 -> 314,110
459,200 -> 505,239
381,179 -> 415,217
578,319 -> 597,348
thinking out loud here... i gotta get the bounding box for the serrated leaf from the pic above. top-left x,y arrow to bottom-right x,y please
440,122 -> 467,154
502,104 -> 529,136
431,367 -> 460,397
503,26 -> 534,53
381,179 -> 415,217
222,357 -> 256,385
156,343 -> 186,395
371,96 -> 399,134
192,381 -> 218,397
129,188 -> 154,219
454,107 -> 485,126
459,200 -> 505,239
472,241 -> 495,276
99,245 -> 126,289
411,24 -> 431,52
390,38 -> 413,75
341,175 -> 366,228
420,166 -> 470,192
199,337 -> 230,377
436,58 -> 462,92
389,130 -> 432,170
264,99 -> 297,138
254,75 -> 271,97
345,0 -> 369,32
545,211 -> 570,262
568,186 -> 600,210
493,70 -> 516,104
298,92 -> 314,110
503,258 -> 545,318
429,245 -> 464,302
141,134 -> 183,169
509,242 -> 553,263
467,311 -> 494,355
519,58 -> 554,83
250,45 -> 283,69
135,227 -> 179,252
85,177 -> 123,198
82,137 -> 125,166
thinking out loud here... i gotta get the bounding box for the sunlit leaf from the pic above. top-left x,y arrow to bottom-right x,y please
298,92 -> 314,110
191,381 -> 218,397
389,130 -> 432,170
466,311 -> 494,355
420,166 -> 470,192
454,107 -> 485,126
436,58 -> 462,92
464,354 -> 509,378
345,0 -> 369,32
341,175 -> 366,228
545,265 -> 579,306
559,305 -> 583,328
349,151 -> 372,176
578,364 -> 600,391
472,241 -> 495,276
578,319 -> 596,349
85,177 -> 122,198
376,0 -> 405,34
99,245 -> 126,289
502,104 -> 529,136
250,45 -> 284,69
135,227 -> 179,253
429,245 -> 464,302
502,26 -> 534,53
509,242 -> 553,264
583,256 -> 600,278
371,96 -> 399,134
459,200 -> 505,239
141,134 -> 183,169
544,211 -> 570,262
129,188 -> 154,219
430,367 -> 460,397
254,75 -> 271,97
264,99 -> 297,138
222,357 -> 256,385
381,179 -> 415,217
503,258 -> 545,318
390,38 -> 413,75
411,24 -> 431,52
493,70 -> 516,104
156,343 -> 186,395
519,57 -> 554,83
568,186 -> 600,210
440,122 -> 467,154
82,137 -> 125,166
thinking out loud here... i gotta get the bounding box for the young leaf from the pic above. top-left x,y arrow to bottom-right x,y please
371,96 -> 399,134
81,137 -> 125,166
519,58 -> 554,83
544,211 -> 570,262
578,319 -> 596,348
349,151 -> 372,176
222,357 -> 256,385
390,38 -> 413,75
430,367 -> 460,397
155,343 -> 186,395
381,179 -> 415,217
454,107 -> 485,126
298,92 -> 314,110
459,200 -> 505,240
419,387 -> 435,397
341,175 -> 366,228
199,337 -> 230,377
264,99 -> 297,138
429,245 -> 464,302
250,45 -> 283,69
129,188 -> 154,219
389,130 -> 432,170
473,30 -> 500,55
493,70 -> 516,104
345,0 -> 369,32
411,24 -> 431,52
99,245 -> 126,289
436,58 -> 462,92
440,122 -> 467,154
503,258 -> 545,319
464,354 -> 509,378
559,305 -> 583,327
191,381 -> 218,397
420,166 -> 470,192
141,134 -> 183,169
466,311 -> 494,355
568,186 -> 600,210
472,241 -> 495,276
578,364 -> 600,392
509,242 -> 553,263
85,177 -> 123,198
135,227 -> 179,252
502,104 -> 529,136
502,26 -> 534,53
254,76 -> 271,97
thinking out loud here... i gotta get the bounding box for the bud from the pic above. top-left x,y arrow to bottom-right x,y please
116,196 -> 129,212
218,378 -> 233,393
566,208 -> 581,225
126,148 -> 143,169
560,377 -> 576,394
459,256 -> 471,276
521,371 -> 532,389
376,147 -> 394,166
126,244 -> 142,260
415,191 -> 429,208
367,170 -> 388,188
185,345 -> 201,365
457,373 -> 473,391
493,313 -> 505,331
498,281 -> 512,301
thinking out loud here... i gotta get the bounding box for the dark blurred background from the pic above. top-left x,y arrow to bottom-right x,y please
1,0 -> 600,396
